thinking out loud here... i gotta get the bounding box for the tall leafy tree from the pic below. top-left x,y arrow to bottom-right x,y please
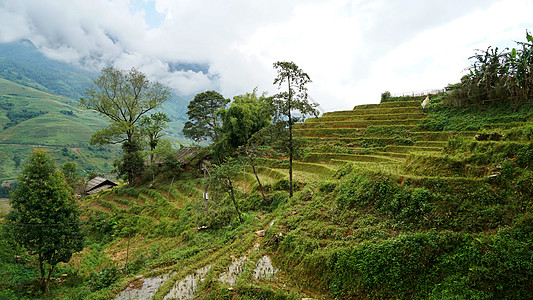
182,90 -> 229,143
214,89 -> 272,158
80,67 -> 170,183
139,112 -> 171,165
272,61 -> 319,197
6,149 -> 83,293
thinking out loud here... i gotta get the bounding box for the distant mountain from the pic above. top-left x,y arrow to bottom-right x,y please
0,41 -> 192,181
0,40 -> 191,115
0,78 -> 121,180
0,40 -> 94,100
0,40 -> 191,131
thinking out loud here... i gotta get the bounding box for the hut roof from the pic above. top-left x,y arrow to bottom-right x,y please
86,177 -> 117,195
175,147 -> 206,165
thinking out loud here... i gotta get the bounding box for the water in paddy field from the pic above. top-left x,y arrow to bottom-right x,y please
115,243 -> 279,299
163,265 -> 212,300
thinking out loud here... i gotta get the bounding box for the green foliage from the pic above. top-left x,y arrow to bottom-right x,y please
80,67 -> 170,184
139,112 -> 170,159
449,31 -> 533,105
336,172 -> 433,227
183,90 -> 229,143
206,158 -> 244,224
60,162 -> 83,193
280,222 -> 533,299
215,89 -> 272,158
272,179 -> 301,192
4,108 -> 47,129
113,139 -> 145,184
6,149 -> 83,292
380,91 -> 391,102
419,101 -> 533,132
272,61 -> 319,198
88,265 -> 120,291
81,67 -> 170,146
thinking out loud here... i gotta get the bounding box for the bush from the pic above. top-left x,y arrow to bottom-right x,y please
380,91 -> 391,103
272,179 -> 301,192
88,266 -> 121,291
324,227 -> 533,299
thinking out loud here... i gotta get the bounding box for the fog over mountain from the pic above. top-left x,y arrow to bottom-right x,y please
1,0 -> 532,110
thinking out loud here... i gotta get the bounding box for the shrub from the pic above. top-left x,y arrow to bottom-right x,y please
88,266 -> 120,291
380,91 -> 391,103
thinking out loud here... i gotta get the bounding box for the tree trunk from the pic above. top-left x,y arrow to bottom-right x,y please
288,81 -> 293,198
38,256 -> 48,293
227,178 -> 243,223
46,264 -> 55,290
248,154 -> 268,204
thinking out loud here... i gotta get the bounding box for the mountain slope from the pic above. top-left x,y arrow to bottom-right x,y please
0,78 -> 122,180
40,97 -> 532,299
0,40 -> 191,135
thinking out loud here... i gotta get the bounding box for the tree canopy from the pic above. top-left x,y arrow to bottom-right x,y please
139,112 -> 171,164
183,90 -> 229,143
214,89 -> 273,160
80,67 -> 170,145
6,149 -> 83,293
272,61 -> 319,197
80,67 -> 170,184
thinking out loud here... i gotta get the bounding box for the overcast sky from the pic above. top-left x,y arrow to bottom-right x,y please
1,0 -> 532,111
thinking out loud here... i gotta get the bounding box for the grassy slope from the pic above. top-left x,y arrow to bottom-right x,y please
0,78 -> 192,181
0,78 -> 122,180
3,98 -> 532,299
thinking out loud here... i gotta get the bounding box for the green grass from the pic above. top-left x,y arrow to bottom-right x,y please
4,97 -> 533,299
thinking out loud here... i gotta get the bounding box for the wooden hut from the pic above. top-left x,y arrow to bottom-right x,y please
85,177 -> 117,195
175,147 -> 210,172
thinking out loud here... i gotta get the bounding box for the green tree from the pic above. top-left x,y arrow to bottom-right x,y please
80,67 -> 170,183
113,139 -> 144,185
183,90 -> 229,143
60,162 -> 84,194
207,158 -> 244,224
6,149 -> 83,293
239,140 -> 269,204
213,89 -> 272,161
139,112 -> 171,165
220,89 -> 272,149
272,61 -> 319,197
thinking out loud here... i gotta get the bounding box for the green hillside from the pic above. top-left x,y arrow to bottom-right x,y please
3,95 -> 529,299
0,40 -> 191,144
0,41 -> 94,100
0,78 -> 121,181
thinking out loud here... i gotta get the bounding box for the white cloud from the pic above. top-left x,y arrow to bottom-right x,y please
0,0 -> 532,110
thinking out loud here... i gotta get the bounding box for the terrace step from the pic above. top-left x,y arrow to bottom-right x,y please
413,141 -> 448,147
294,126 -> 418,138
298,118 -> 423,128
353,100 -> 421,109
306,112 -> 426,123
410,131 -> 478,141
305,152 -> 402,164
384,145 -> 443,153
322,106 -> 422,117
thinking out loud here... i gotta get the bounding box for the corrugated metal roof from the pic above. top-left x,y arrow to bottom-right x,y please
86,177 -> 117,195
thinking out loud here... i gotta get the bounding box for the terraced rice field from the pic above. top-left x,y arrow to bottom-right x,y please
246,98 -> 529,184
